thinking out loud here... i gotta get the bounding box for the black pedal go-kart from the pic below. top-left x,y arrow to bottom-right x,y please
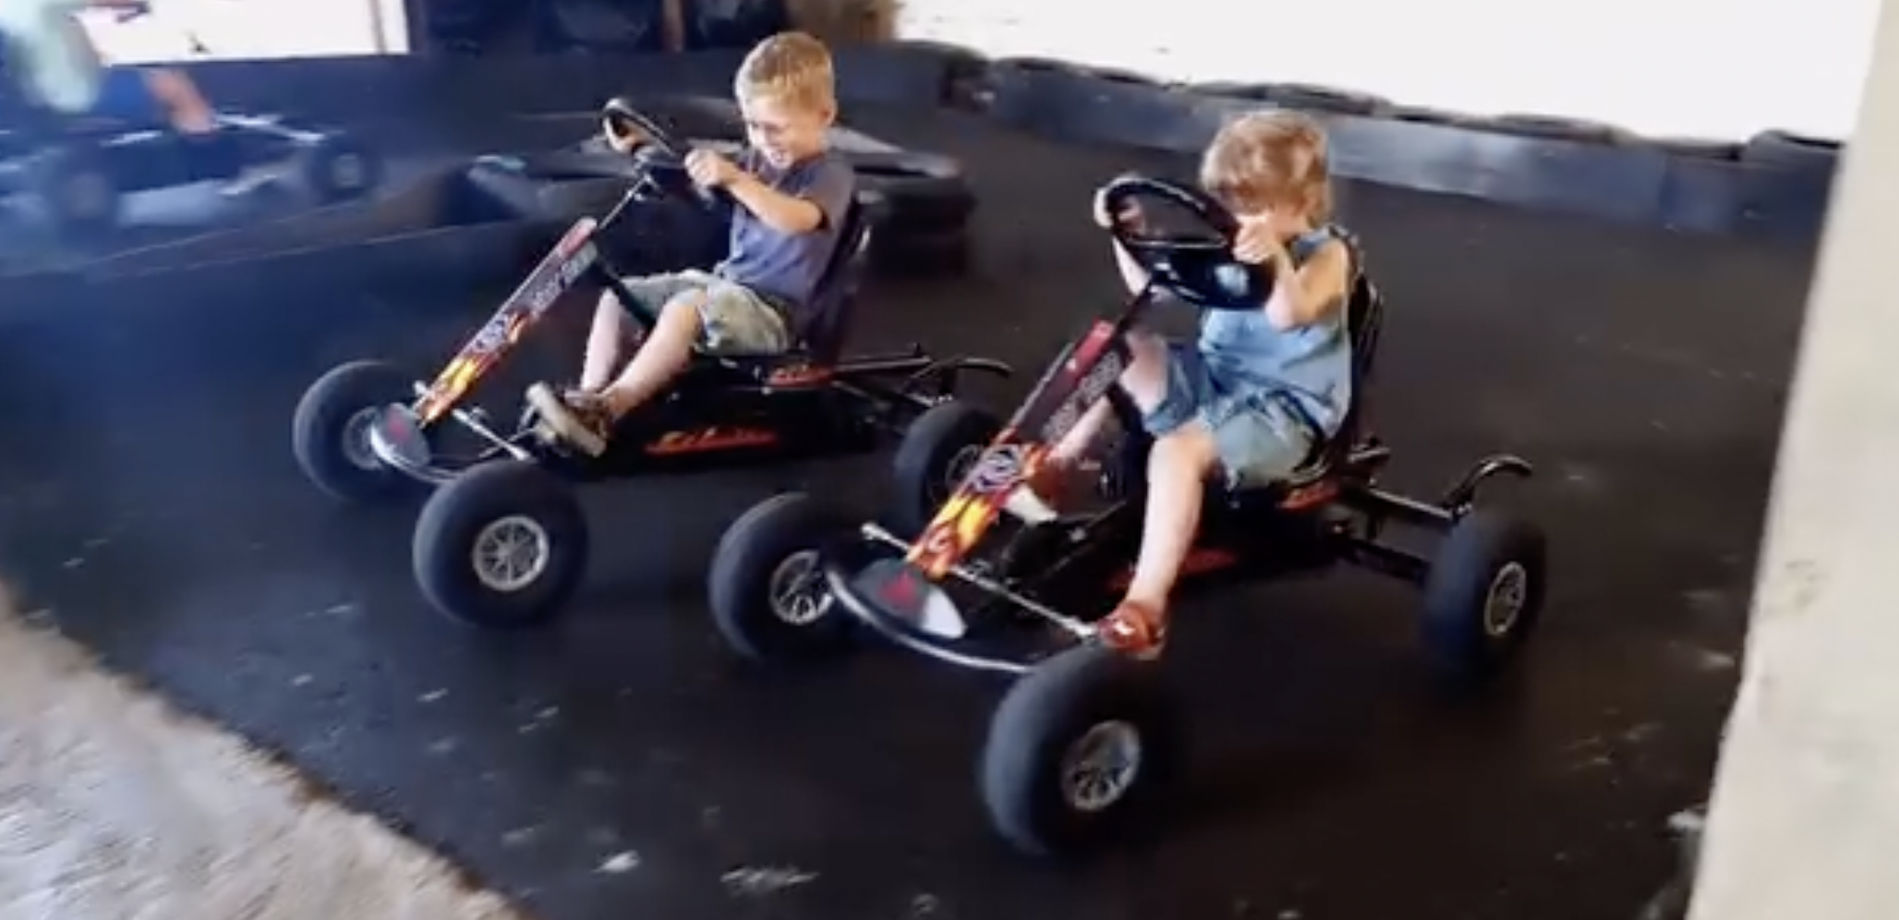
291,100 -> 1010,630
0,17 -> 380,234
707,174 -> 1549,859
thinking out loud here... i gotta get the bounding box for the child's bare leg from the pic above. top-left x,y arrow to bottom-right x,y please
579,290 -> 634,391
596,293 -> 703,418
1123,426 -> 1217,611
1048,332 -> 1171,463
142,68 -> 215,133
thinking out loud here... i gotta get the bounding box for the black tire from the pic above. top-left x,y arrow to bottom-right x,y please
706,492 -> 856,663
1419,509 -> 1547,682
291,360 -> 420,503
413,459 -> 589,629
1483,114 -> 1635,146
890,401 -> 1002,537
979,645 -> 1180,858
1388,105 -> 1484,128
1003,57 -> 1155,87
298,132 -> 383,204
1194,81 -> 1390,116
1740,129 -> 1841,172
33,141 -> 120,235
1650,136 -> 1742,161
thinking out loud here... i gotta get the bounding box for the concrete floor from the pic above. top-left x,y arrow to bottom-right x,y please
0,106 -> 1812,920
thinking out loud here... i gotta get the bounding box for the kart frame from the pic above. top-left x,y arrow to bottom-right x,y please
814,174 -> 1534,675
362,137 -> 1008,490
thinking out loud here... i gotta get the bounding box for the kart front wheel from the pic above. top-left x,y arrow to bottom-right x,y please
34,142 -> 121,235
979,645 -> 1181,858
413,460 -> 589,629
707,492 -> 855,663
1419,508 -> 1548,683
292,359 -> 419,503
891,400 -> 1001,537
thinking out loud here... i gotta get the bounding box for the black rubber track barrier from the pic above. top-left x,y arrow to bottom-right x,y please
1477,114 -> 1639,146
1741,130 -> 1842,174
0,42 -> 1838,301
1192,81 -> 1395,117
979,55 -> 1832,241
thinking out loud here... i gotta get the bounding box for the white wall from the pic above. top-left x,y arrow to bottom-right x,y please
899,0 -> 1879,141
88,0 -> 407,63
1689,0 -> 1899,914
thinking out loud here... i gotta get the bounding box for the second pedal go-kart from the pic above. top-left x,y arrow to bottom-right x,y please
707,174 -> 1549,859
0,3 -> 380,235
291,100 -> 1009,630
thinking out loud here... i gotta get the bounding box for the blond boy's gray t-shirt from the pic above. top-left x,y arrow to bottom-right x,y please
713,148 -> 857,334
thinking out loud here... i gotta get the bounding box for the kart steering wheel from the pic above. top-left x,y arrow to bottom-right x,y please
600,97 -> 720,207
1098,173 -> 1274,309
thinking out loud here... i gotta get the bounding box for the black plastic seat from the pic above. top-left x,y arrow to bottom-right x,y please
717,195 -> 876,386
1234,236 -> 1384,498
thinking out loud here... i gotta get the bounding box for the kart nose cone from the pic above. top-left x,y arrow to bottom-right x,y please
368,404 -> 431,471
853,558 -> 967,640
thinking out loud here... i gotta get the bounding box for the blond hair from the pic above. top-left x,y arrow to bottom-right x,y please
734,31 -> 837,114
1200,110 -> 1334,222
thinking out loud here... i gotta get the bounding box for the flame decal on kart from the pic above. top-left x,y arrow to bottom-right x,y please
907,438 -> 1047,580
415,219 -> 600,424
902,319 -> 1130,581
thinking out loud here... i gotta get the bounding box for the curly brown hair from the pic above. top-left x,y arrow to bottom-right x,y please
1199,110 -> 1334,222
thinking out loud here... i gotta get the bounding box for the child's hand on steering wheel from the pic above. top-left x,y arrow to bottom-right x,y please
1232,214 -> 1289,266
1091,186 -> 1146,231
685,148 -> 741,188
602,121 -> 647,154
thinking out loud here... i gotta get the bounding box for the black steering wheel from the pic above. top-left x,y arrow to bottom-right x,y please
600,97 -> 720,207
1098,173 -> 1274,309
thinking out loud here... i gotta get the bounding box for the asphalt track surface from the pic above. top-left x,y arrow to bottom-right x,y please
0,105 -> 1812,920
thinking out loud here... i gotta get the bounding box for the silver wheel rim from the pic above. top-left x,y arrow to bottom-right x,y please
932,444 -> 984,504
1059,720 -> 1143,813
340,407 -> 384,471
329,153 -> 365,191
1483,561 -> 1529,637
766,550 -> 828,626
471,515 -> 551,593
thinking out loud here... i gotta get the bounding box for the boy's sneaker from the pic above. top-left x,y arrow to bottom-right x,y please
526,383 -> 612,456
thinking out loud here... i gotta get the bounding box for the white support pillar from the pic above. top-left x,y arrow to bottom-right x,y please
1689,0 -> 1899,916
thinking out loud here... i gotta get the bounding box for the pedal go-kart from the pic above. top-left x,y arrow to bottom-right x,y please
291,100 -> 1009,630
706,174 -> 1549,859
0,11 -> 380,235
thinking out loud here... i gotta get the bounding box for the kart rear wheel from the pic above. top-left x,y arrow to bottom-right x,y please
708,492 -> 855,663
292,360 -> 419,503
1419,508 -> 1548,683
297,132 -> 382,204
891,400 -> 1001,537
979,645 -> 1180,858
413,460 -> 589,629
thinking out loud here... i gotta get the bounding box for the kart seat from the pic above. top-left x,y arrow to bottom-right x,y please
718,194 -> 876,387
1237,233 -> 1384,501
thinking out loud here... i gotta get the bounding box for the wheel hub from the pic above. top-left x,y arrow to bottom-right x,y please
471,515 -> 551,593
1058,720 -> 1144,813
933,444 -> 984,505
767,550 -> 829,626
328,152 -> 365,191
1483,561 -> 1529,637
340,407 -> 385,471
